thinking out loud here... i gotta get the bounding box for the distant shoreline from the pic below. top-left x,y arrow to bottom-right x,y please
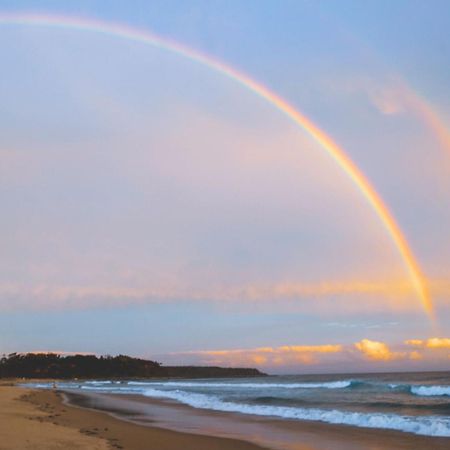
0,352 -> 266,379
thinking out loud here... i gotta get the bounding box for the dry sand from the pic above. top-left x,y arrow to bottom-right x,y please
0,385 -> 108,450
0,383 -> 266,450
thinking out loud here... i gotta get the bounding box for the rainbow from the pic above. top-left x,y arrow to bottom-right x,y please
406,89 -> 450,156
0,12 -> 433,316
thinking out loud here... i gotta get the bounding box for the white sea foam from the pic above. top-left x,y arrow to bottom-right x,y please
19,383 -> 52,389
24,380 -> 352,390
142,388 -> 450,437
411,385 -> 450,396
130,380 -> 352,389
80,385 -> 134,392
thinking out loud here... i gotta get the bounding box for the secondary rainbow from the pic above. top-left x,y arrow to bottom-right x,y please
0,12 -> 433,316
406,89 -> 450,157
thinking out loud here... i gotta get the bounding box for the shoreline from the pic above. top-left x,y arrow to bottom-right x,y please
0,384 -> 267,450
63,390 -> 450,450
3,382 -> 449,450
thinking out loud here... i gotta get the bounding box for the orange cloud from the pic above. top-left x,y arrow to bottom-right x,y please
354,339 -> 421,362
0,278 -> 420,312
405,339 -> 424,347
277,345 -> 343,353
1,278 -> 448,318
409,351 -> 423,360
354,339 -> 399,361
426,338 -> 450,349
405,337 -> 450,349
165,336 -> 450,369
179,344 -> 343,367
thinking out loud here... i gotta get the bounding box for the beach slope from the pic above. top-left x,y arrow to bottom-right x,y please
0,385 -> 108,450
0,385 -> 266,450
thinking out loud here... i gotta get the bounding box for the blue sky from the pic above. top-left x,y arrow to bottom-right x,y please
0,1 -> 449,373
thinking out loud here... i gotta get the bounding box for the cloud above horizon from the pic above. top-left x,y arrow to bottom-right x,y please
2,276 -> 450,315
169,344 -> 343,367
405,337 -> 450,349
158,337 -> 449,370
354,338 -> 422,362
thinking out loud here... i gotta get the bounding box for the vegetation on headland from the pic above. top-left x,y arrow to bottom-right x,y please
0,353 -> 265,379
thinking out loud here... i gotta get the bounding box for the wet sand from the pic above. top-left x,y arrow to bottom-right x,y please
0,383 -> 267,450
64,390 -> 450,450
3,382 -> 449,450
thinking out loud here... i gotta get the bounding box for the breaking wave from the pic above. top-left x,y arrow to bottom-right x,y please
411,385 -> 450,397
142,388 -> 450,437
130,380 -> 352,389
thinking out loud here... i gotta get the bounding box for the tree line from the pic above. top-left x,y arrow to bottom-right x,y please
0,352 -> 264,379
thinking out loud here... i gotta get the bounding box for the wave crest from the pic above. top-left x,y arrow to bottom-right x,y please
142,388 -> 450,437
411,385 -> 450,397
132,380 -> 352,389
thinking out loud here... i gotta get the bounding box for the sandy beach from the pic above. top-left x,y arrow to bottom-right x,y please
0,384 -> 108,450
1,382 -> 448,450
0,383 -> 266,450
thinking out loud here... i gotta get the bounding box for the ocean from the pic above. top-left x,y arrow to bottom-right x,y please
26,371 -> 450,438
